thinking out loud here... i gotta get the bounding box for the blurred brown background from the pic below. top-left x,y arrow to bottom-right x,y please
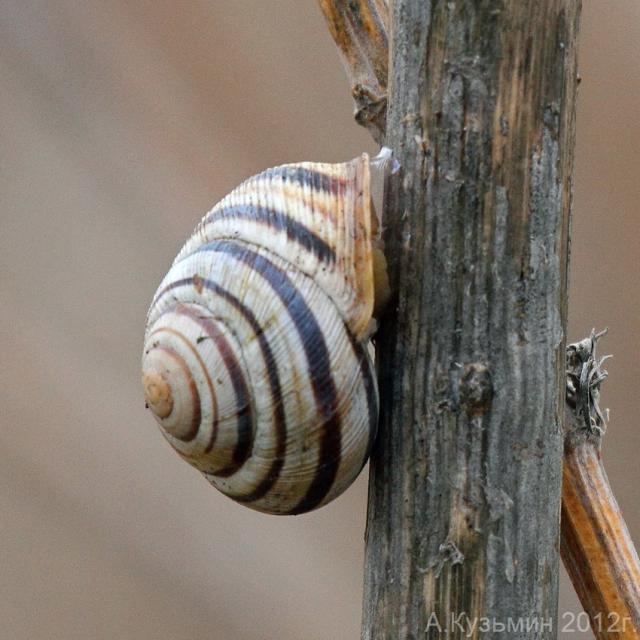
1,2 -> 638,639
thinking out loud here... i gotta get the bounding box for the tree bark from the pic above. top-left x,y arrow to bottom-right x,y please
363,2 -> 582,638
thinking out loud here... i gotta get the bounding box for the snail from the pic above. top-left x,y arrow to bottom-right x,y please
142,150 -> 392,515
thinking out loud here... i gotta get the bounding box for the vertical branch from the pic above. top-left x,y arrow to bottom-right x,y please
316,0 -> 389,142
362,1 -> 582,637
319,3 -> 640,638
563,333 -> 640,639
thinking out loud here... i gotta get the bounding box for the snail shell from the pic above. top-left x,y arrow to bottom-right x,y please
142,153 -> 389,515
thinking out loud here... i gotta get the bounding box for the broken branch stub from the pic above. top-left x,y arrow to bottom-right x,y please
563,331 -> 640,639
316,0 -> 389,143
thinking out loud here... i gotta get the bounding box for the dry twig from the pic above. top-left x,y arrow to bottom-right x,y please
563,331 -> 640,639
317,0 -> 388,143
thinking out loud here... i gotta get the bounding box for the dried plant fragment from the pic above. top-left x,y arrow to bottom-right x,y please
317,0 -> 389,143
562,330 -> 640,639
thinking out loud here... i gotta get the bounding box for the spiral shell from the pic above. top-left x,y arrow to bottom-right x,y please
142,153 -> 387,515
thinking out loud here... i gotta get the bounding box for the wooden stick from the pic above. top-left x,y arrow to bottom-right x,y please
316,0 -> 388,143
320,6 -> 640,637
360,2 -> 580,637
563,332 -> 640,639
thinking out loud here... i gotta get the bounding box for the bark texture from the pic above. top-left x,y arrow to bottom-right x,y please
363,2 -> 582,638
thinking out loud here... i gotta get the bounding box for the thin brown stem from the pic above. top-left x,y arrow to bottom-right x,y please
564,333 -> 640,638
316,0 -> 389,143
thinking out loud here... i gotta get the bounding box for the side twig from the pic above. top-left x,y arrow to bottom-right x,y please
316,0 -> 388,143
563,331 -> 640,639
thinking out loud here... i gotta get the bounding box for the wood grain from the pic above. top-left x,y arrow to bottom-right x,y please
362,2 -> 581,637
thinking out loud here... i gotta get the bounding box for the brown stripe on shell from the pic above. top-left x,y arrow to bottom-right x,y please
266,164 -> 347,197
153,344 -> 201,442
174,303 -> 254,476
195,240 -> 342,514
271,164 -> 348,227
147,322 -> 219,454
202,203 -> 336,265
153,275 -> 287,503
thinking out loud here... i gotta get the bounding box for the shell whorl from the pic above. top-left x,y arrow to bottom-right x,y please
142,154 -> 382,515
